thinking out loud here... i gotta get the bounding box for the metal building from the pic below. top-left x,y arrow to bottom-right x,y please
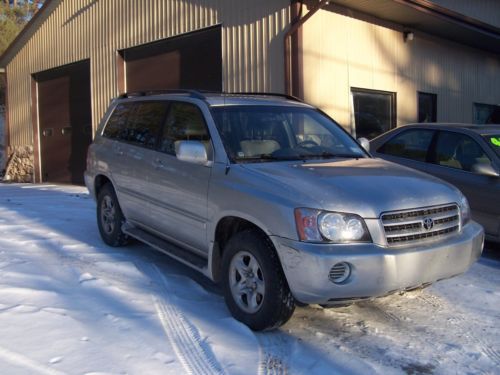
0,0 -> 499,183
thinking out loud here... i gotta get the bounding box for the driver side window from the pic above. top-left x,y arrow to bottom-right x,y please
433,131 -> 492,172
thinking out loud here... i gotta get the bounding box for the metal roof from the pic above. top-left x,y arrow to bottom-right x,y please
1,0 -> 500,69
328,0 -> 500,55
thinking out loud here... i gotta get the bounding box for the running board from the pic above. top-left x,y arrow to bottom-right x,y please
123,224 -> 208,272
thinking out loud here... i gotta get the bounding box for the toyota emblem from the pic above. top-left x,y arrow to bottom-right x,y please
423,217 -> 434,231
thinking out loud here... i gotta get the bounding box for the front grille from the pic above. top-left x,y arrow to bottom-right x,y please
381,204 -> 460,246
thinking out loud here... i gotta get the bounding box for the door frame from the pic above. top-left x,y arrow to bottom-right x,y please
31,59 -> 92,183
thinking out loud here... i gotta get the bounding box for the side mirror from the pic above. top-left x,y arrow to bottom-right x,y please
357,137 -> 370,152
472,162 -> 499,177
176,141 -> 210,166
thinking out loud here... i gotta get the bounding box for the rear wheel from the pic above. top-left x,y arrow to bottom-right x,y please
97,184 -> 129,247
221,229 -> 295,331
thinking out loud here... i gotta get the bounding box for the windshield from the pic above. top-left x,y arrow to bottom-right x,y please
483,134 -> 500,158
211,105 -> 366,162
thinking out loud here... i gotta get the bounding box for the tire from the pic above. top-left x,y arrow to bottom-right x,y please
97,183 -> 129,247
221,229 -> 295,331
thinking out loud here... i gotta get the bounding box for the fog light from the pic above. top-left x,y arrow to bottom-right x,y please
329,262 -> 351,284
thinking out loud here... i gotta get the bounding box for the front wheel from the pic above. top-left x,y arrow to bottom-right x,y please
97,183 -> 129,247
221,230 -> 295,331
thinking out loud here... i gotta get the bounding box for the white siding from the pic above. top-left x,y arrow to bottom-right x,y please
302,8 -> 500,132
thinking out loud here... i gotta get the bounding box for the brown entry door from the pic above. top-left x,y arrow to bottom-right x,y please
37,61 -> 92,184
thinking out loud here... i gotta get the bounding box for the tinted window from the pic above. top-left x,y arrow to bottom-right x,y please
102,101 -> 167,148
473,103 -> 500,124
378,129 -> 434,162
418,92 -> 437,122
125,102 -> 168,148
102,103 -> 134,140
352,88 -> 396,139
433,131 -> 492,172
159,102 -> 209,156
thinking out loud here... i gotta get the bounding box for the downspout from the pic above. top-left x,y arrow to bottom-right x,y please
284,0 -> 330,97
0,68 -> 8,156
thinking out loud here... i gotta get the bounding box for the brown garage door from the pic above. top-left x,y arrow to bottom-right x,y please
123,26 -> 222,92
35,60 -> 92,184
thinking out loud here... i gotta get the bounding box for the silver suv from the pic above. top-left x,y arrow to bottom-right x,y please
85,91 -> 484,331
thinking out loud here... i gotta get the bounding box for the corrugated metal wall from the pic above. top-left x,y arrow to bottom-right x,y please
301,8 -> 500,132
6,0 -> 291,146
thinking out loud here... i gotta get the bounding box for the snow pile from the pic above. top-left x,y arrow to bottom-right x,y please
0,183 -> 498,374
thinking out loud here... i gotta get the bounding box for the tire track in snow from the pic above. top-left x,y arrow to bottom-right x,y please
257,332 -> 290,375
143,263 -> 225,375
416,291 -> 500,367
0,346 -> 67,375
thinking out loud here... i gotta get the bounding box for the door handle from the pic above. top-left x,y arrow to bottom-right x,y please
112,144 -> 124,155
153,158 -> 165,169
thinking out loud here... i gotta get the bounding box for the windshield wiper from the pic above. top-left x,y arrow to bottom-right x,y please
297,152 -> 364,159
234,154 -> 303,162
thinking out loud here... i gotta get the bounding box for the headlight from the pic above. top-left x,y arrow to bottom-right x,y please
459,195 -> 470,226
295,208 -> 371,243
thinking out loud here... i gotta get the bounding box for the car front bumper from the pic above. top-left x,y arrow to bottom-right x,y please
272,221 -> 484,305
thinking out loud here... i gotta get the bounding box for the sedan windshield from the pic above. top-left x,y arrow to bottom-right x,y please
483,134 -> 500,158
211,105 -> 366,162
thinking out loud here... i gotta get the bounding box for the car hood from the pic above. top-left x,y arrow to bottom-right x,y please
241,157 -> 462,218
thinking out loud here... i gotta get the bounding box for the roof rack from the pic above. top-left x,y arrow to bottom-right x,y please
226,92 -> 303,102
118,89 -> 206,100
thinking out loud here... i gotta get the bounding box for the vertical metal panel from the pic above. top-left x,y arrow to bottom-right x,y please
6,0 -> 290,147
302,8 -> 500,132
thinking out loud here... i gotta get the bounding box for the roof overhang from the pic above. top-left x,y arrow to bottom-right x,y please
0,0 -> 60,69
327,0 -> 500,55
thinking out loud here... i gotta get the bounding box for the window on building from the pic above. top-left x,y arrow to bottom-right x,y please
352,88 -> 396,139
377,129 -> 435,162
418,92 -> 437,122
473,103 -> 500,124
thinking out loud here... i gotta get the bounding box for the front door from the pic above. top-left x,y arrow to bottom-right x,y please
146,101 -> 212,254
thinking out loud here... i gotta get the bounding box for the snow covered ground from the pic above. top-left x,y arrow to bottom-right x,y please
0,183 -> 498,375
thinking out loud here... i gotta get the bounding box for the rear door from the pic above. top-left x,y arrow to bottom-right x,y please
101,101 -> 167,224
146,101 -> 213,254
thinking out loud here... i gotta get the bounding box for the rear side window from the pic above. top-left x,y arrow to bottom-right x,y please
378,129 -> 434,162
159,102 -> 210,156
102,103 -> 133,140
433,131 -> 492,172
102,101 -> 168,149
125,102 -> 168,148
